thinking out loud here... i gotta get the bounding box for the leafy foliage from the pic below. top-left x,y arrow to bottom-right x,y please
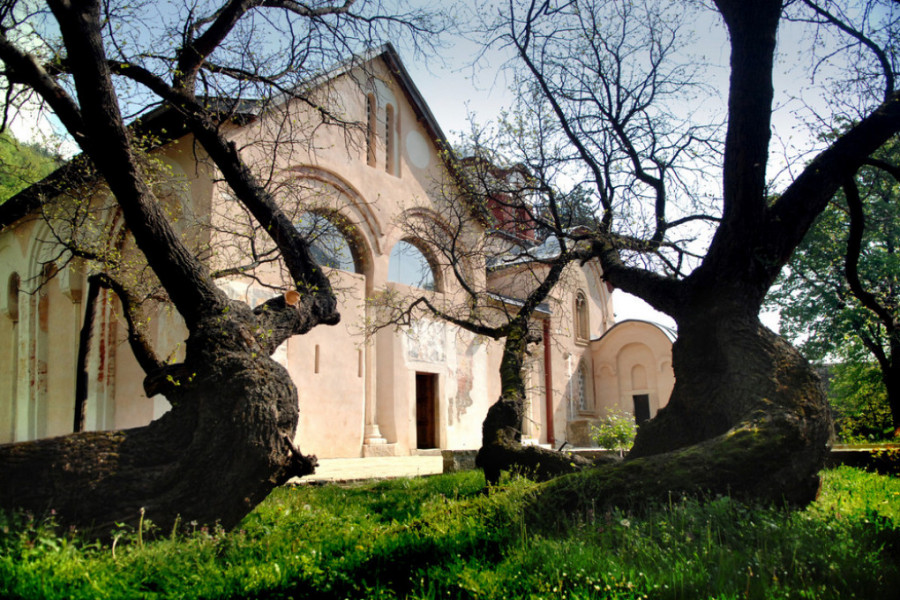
769,169 -> 898,361
0,131 -> 59,203
829,362 -> 895,442
767,135 -> 900,430
590,408 -> 638,455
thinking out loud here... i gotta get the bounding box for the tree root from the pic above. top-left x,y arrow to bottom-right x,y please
523,406 -> 830,528
477,435 -> 616,486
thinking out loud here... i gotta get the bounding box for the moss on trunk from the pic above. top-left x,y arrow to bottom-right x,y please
524,312 -> 832,520
0,305 -> 315,538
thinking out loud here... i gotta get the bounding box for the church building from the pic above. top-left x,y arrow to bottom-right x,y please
0,45 -> 675,457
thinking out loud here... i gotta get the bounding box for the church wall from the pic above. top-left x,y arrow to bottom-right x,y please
42,274 -> 78,437
484,261 -> 617,448
0,304 -> 14,442
591,321 -> 675,422
290,269 -> 368,458
0,49 -> 669,463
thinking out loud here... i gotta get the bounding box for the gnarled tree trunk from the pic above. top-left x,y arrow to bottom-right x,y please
630,305 -> 831,500
0,303 -> 318,537
0,0 -> 341,537
526,296 -> 832,518
476,320 -> 595,486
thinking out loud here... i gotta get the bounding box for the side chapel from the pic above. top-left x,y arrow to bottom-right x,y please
0,45 -> 675,457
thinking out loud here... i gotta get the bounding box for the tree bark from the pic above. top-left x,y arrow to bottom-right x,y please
0,0 -> 333,536
73,276 -> 101,433
475,317 -> 596,486
0,303 -> 316,538
524,306 -> 831,519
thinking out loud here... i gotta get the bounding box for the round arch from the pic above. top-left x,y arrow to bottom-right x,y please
288,165 -> 383,255
387,237 -> 442,292
296,209 -> 367,275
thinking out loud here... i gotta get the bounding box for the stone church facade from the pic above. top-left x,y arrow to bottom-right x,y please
0,45 -> 674,457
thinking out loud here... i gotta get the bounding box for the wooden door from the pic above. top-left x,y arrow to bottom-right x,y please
415,373 -> 437,449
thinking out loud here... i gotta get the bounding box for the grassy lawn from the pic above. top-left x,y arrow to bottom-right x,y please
1,466 -> 898,599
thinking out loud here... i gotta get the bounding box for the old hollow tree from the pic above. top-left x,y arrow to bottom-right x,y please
464,0 -> 900,509
0,0 -> 439,535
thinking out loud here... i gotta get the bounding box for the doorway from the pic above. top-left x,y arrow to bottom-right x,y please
632,394 -> 651,424
415,373 -> 438,449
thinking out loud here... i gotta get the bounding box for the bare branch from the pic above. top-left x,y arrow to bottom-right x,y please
802,0 -> 895,101
842,177 -> 897,330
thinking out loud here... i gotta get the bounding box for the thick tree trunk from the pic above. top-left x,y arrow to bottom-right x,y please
631,303 -> 831,469
526,301 -> 832,518
476,321 -> 595,485
0,0 -> 339,539
476,389 -> 596,485
0,304 -> 315,538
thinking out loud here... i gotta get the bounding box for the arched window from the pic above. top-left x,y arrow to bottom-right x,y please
366,93 -> 377,167
296,212 -> 360,273
575,290 -> 589,342
388,240 -> 435,291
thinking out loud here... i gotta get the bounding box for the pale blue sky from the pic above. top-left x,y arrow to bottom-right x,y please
12,0 -> 880,332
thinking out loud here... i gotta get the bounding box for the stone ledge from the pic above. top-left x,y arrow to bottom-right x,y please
363,443 -> 398,458
442,449 -> 478,473
825,445 -> 900,474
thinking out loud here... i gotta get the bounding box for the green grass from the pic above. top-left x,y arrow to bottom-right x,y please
1,466 -> 899,599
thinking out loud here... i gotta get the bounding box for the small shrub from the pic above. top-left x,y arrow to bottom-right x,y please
591,408 -> 637,456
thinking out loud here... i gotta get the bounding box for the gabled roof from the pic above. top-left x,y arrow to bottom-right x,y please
356,43 -> 451,150
0,43 -> 463,230
0,100 -> 257,229
486,292 -> 552,316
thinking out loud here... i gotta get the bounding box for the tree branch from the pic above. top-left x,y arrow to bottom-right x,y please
842,177 -> 897,331
802,0 -> 895,101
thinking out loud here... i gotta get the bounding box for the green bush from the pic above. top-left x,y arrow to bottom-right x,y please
590,408 -> 637,456
829,362 -> 895,443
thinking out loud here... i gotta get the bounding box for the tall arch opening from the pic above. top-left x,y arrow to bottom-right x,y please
296,211 -> 364,273
575,290 -> 589,342
388,239 -> 438,291
4,273 -> 20,442
385,103 -> 396,175
366,92 -> 377,167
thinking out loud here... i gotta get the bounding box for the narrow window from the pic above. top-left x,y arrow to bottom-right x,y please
366,93 -> 377,167
575,291 -> 589,342
385,104 -> 395,175
7,273 -> 19,322
576,362 -> 588,411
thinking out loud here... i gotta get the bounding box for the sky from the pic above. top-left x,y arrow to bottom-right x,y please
7,0 -> 877,332
391,6 -> 783,331
387,0 -> 887,333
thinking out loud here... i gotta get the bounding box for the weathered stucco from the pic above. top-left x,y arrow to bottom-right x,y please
0,48 -> 673,458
